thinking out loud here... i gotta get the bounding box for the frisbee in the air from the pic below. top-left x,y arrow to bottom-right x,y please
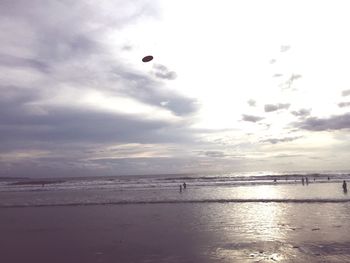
142,55 -> 153,62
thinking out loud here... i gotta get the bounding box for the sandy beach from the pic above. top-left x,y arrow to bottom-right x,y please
1,202 -> 350,263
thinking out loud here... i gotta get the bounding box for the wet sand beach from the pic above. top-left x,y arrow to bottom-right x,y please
1,202 -> 350,263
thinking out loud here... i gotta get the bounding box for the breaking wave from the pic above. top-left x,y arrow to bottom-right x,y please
2,198 -> 350,208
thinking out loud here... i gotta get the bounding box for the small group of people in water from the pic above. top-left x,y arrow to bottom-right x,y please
179,182 -> 187,193
301,177 -> 347,193
301,177 -> 310,185
273,176 -> 348,194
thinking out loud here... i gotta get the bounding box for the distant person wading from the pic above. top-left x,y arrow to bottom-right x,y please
343,180 -> 347,193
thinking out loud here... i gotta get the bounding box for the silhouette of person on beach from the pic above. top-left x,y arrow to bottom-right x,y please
343,180 -> 347,194
302,177 -> 305,185
183,182 -> 186,189
306,177 -> 309,185
179,184 -> 183,193
328,176 -> 330,181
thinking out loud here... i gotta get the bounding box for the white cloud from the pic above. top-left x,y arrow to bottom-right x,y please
2,0 -> 350,176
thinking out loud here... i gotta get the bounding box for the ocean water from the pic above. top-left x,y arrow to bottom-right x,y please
0,171 -> 349,207
1,171 -> 350,262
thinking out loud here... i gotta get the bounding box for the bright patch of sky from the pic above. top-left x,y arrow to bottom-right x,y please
1,0 -> 350,176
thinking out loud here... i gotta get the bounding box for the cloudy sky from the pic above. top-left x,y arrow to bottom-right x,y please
1,0 -> 350,177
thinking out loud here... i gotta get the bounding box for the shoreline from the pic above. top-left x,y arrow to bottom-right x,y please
1,197 -> 350,209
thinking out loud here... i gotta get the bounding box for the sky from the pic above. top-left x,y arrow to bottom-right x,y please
1,0 -> 350,177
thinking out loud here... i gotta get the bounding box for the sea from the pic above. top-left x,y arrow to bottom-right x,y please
0,170 -> 349,207
1,170 -> 350,262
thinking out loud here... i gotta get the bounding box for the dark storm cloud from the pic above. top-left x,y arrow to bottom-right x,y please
153,64 -> 177,80
0,0 -> 160,71
342,89 -> 350,97
1,0 -> 198,118
164,98 -> 198,116
0,85 -> 49,124
264,103 -> 290,112
0,0 -> 198,120
242,114 -> 264,122
0,86 -> 196,153
0,104 -> 193,145
0,1 -> 106,64
0,54 -> 49,73
87,156 -> 223,176
0,85 -> 42,104
338,102 -> 350,108
247,99 -> 256,107
0,0 -> 138,77
291,108 -> 311,117
260,136 -> 301,144
296,113 -> 350,131
110,68 -> 198,116
0,0 -> 196,117
0,0 -> 205,178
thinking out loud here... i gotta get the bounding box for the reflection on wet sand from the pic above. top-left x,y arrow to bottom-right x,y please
1,202 -> 350,262
196,201 -> 350,262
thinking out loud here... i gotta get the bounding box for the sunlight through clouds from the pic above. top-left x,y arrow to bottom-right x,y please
1,0 -> 350,176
